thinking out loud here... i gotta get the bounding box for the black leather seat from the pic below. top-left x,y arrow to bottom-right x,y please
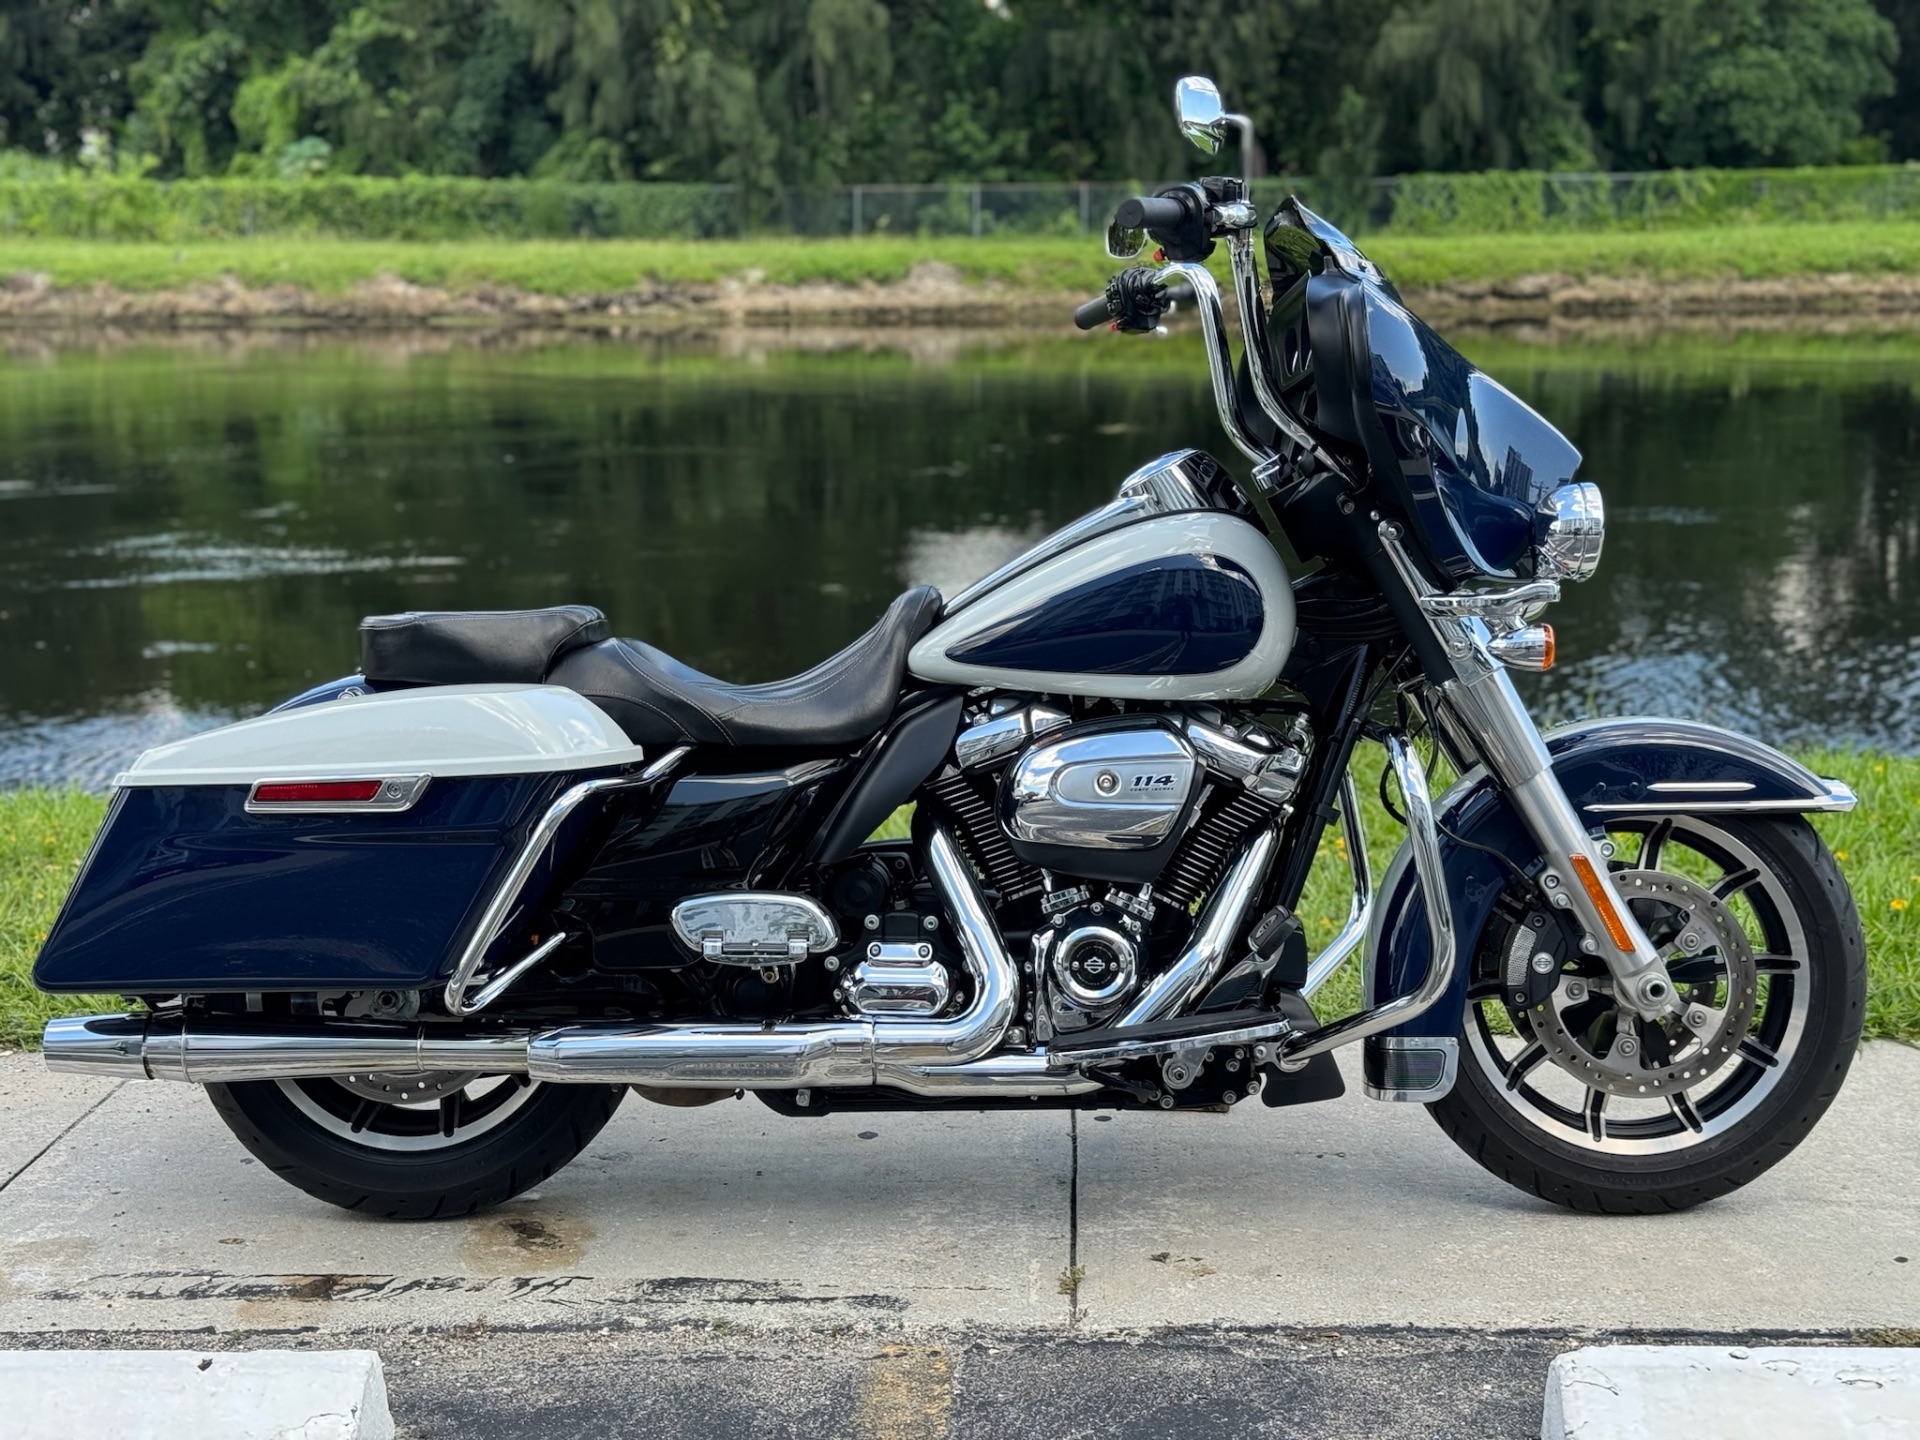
360,605 -> 609,685
548,587 -> 944,748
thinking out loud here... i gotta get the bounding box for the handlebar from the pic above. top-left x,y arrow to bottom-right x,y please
1073,267 -> 1201,333
1114,194 -> 1190,231
1073,292 -> 1118,330
1072,273 -> 1198,331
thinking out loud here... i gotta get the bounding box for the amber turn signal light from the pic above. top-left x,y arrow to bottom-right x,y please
1488,624 -> 1555,671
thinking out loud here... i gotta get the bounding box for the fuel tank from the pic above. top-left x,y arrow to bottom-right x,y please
908,512 -> 1294,700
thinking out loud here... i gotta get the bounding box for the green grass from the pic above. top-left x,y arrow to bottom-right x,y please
6,219 -> 1920,301
6,752 -> 1916,1048
0,790 -> 114,1049
1371,220 -> 1920,287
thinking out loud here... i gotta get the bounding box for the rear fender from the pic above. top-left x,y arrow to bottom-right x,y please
1359,717 -> 1855,1101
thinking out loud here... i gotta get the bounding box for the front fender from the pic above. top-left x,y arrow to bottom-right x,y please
1358,718 -> 1855,1099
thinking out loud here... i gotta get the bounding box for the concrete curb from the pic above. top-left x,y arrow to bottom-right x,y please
1543,1346 -> 1920,1439
0,1349 -> 392,1439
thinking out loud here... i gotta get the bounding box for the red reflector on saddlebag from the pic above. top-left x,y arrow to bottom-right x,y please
252,780 -> 383,804
245,775 -> 429,813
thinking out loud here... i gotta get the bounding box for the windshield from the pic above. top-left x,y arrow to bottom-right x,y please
1282,203 -> 1583,579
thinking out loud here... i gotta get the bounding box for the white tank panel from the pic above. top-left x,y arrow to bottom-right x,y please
117,684 -> 647,787
910,512 -> 1294,701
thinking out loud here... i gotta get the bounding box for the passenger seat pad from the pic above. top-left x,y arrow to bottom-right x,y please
360,605 -> 610,686
548,587 -> 944,748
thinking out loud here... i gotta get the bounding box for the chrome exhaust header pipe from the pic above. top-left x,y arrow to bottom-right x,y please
43,1013 -> 529,1084
526,826 -> 1023,1089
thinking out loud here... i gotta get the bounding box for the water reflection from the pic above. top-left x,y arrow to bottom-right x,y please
2,329 -> 1918,786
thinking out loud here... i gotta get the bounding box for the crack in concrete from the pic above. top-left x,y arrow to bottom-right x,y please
1066,1111 -> 1082,1329
0,1081 -> 121,1195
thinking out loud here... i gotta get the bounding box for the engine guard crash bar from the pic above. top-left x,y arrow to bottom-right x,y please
1275,732 -> 1456,1065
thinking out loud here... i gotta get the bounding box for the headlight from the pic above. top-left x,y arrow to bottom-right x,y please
1536,481 -> 1604,582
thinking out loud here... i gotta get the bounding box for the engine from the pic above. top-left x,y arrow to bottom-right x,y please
926,699 -> 1311,1038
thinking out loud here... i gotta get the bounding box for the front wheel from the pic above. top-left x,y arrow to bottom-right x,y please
208,1071 -> 626,1220
1429,813 -> 1864,1213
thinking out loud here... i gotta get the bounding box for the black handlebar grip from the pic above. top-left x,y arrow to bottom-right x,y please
1114,194 -> 1189,231
1073,292 -> 1116,330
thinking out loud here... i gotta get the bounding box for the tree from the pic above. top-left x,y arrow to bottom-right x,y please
1577,0 -> 1898,168
1367,0 -> 1593,172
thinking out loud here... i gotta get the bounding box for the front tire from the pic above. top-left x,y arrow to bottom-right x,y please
208,1072 -> 625,1220
1429,813 -> 1864,1213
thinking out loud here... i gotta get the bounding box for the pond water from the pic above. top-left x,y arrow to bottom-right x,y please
3,326 -> 1918,788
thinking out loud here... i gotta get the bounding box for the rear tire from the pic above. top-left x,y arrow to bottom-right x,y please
208,1074 -> 625,1220
1428,813 -> 1864,1213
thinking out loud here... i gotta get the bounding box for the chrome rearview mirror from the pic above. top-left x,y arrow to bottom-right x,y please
1175,76 -> 1228,155
1106,219 -> 1147,260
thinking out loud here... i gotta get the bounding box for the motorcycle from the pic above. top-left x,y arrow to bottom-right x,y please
37,77 -> 1865,1221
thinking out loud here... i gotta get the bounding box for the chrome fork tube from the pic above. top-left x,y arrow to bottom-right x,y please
1375,521 -> 1676,1018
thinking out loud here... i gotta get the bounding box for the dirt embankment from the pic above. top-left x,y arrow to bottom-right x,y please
1392,271 -> 1920,323
0,261 -> 1027,329
9,260 -> 1920,330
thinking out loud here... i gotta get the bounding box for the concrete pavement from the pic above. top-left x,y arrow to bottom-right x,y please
0,1043 -> 1913,1339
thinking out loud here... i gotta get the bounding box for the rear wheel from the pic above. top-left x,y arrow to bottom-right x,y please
207,1070 -> 625,1220
1429,813 -> 1864,1213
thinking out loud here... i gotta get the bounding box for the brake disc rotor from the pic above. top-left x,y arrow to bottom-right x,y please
332,1070 -> 480,1105
1527,869 -> 1758,1098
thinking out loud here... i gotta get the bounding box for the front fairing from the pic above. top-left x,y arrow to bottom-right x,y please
1284,205 -> 1582,583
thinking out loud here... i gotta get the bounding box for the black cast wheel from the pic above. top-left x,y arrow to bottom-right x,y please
207,1070 -> 625,1220
1429,813 -> 1865,1213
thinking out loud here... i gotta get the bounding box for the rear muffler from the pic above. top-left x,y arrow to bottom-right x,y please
43,1012 -> 528,1084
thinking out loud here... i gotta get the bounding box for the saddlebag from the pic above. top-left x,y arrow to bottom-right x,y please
32,685 -> 650,995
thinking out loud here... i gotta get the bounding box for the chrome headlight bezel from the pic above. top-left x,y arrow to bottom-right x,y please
1536,481 -> 1605,583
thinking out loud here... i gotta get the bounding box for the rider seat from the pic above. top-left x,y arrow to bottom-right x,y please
548,587 -> 944,748
358,588 -> 944,749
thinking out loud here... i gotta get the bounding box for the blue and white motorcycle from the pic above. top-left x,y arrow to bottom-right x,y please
38,80 -> 1864,1219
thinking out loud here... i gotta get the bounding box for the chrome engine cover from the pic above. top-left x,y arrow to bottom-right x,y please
998,721 -> 1201,884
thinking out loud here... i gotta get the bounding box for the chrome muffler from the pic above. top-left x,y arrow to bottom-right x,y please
43,1012 -> 529,1084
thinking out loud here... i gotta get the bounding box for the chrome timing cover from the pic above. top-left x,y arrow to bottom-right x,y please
998,720 -> 1201,884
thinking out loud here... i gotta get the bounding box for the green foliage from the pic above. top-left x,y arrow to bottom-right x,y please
8,163 -> 1920,245
0,0 -> 1910,183
0,175 -> 748,241
1579,0 -> 1899,168
1369,0 -> 1594,172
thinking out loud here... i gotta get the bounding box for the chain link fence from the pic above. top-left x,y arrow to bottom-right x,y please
7,165 -> 1920,242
